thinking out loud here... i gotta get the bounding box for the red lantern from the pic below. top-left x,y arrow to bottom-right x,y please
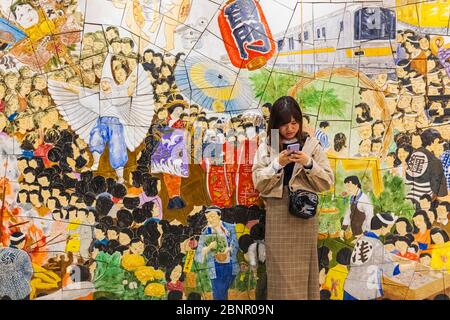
218,0 -> 276,71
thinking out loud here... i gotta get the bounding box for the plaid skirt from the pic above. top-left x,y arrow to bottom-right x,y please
264,186 -> 320,300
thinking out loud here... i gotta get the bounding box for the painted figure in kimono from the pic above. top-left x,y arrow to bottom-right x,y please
405,128 -> 448,208
151,101 -> 189,209
201,137 -> 236,208
343,213 -> 414,300
6,0 -> 81,70
47,53 -> 155,182
194,206 -> 239,300
0,232 -> 34,300
431,36 -> 450,77
235,129 -> 259,206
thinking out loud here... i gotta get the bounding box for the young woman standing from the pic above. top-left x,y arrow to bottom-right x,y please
252,96 -> 334,299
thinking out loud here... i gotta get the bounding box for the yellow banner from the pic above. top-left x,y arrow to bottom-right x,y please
183,249 -> 195,273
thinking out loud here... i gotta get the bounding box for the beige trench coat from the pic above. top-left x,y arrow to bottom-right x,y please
252,136 -> 334,300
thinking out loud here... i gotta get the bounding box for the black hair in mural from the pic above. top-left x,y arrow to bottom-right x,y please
187,292 -> 202,300
91,176 -> 107,195
370,212 -> 395,230
317,246 -> 330,269
333,132 -> 347,152
167,290 -> 183,300
394,217 -> 413,234
238,234 -> 253,254
96,195 -> 114,217
343,175 -> 361,188
355,103 -> 373,123
336,247 -> 352,266
421,128 -> 442,147
320,289 -> 331,300
123,196 -> 140,210
430,227 -> 450,244
117,209 -> 134,228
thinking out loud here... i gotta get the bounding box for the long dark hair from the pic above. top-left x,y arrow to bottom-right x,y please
267,96 -> 306,147
333,132 -> 347,152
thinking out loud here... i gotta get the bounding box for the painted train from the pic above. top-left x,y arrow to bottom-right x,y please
270,3 -> 398,75
269,0 -> 450,75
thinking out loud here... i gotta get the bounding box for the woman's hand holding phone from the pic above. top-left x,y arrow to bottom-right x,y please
289,151 -> 311,166
278,150 -> 292,166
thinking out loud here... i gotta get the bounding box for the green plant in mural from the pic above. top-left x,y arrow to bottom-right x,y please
297,86 -> 346,117
318,193 -> 347,234
249,69 -> 299,104
370,172 -> 415,219
204,234 -> 228,254
249,69 -> 346,118
92,251 -> 126,299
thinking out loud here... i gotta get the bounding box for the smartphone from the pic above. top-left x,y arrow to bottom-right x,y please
287,143 -> 300,154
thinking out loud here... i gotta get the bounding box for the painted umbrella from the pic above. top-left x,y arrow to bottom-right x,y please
174,54 -> 255,114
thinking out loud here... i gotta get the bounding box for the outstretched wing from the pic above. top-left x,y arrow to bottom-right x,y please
115,66 -> 155,152
47,79 -> 100,144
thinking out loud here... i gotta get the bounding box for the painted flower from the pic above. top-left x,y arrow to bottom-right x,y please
144,283 -> 166,298
121,253 -> 146,271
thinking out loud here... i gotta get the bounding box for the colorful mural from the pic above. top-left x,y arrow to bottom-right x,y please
0,0 -> 450,301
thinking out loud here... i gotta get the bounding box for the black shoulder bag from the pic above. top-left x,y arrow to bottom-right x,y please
288,189 -> 318,219
287,133 -> 319,219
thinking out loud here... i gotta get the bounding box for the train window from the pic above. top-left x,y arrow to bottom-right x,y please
354,7 -> 396,40
288,37 -> 294,50
317,28 -> 320,39
340,21 -> 344,32
277,39 -> 284,51
304,31 -> 309,41
322,27 -> 326,38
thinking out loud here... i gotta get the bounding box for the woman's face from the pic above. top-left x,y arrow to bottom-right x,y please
115,68 -> 127,84
413,215 -> 425,230
420,38 -> 429,50
373,124 -> 384,137
144,52 -> 153,62
432,233 -> 445,244
6,75 -> 18,89
18,192 -> 27,203
47,199 -> 56,210
157,110 -> 168,120
154,56 -> 163,67
52,211 -> 60,221
396,221 -> 407,235
162,66 -> 171,78
170,265 -> 182,281
279,117 -> 300,140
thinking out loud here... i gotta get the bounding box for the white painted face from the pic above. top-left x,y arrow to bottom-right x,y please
14,4 -> 39,29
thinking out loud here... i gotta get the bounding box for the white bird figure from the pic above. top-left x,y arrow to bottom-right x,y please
48,53 -> 155,182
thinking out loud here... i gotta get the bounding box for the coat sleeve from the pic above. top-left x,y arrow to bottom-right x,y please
251,143 -> 283,196
303,144 -> 334,192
